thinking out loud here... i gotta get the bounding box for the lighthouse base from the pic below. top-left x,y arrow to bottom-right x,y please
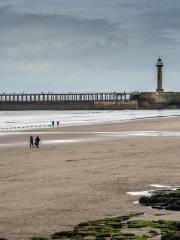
156,88 -> 164,94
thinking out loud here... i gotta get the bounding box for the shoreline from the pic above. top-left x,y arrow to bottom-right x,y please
0,116 -> 180,239
1,109 -> 180,133
0,114 -> 179,134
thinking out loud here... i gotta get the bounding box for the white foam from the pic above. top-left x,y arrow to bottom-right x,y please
1,109 -> 180,132
127,190 -> 153,196
128,185 -> 180,199
149,184 -> 172,188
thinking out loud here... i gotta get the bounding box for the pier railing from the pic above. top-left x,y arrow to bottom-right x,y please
0,92 -> 139,102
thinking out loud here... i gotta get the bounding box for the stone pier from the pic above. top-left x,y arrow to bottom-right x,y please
0,92 -> 139,110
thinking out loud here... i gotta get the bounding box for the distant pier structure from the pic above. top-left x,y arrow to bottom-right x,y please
1,57 -> 180,110
0,92 -> 132,102
0,92 -> 139,110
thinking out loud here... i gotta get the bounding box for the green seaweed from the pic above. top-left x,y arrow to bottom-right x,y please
127,219 -> 180,240
148,229 -> 159,236
161,230 -> 180,240
26,212 -> 180,240
52,231 -> 75,239
31,237 -> 49,240
128,220 -> 160,229
52,213 -> 152,240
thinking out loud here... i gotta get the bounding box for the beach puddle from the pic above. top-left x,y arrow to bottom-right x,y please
2,130 -> 180,139
0,142 -> 26,148
149,184 -> 180,190
0,138 -> 98,148
1,130 -> 180,148
149,184 -> 172,188
101,131 -> 180,138
127,184 -> 179,197
43,138 -> 94,144
127,190 -> 153,197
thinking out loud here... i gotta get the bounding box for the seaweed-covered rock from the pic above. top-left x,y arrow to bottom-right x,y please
139,189 -> 180,211
29,212 -> 180,240
52,231 -> 74,239
52,213 -> 149,240
161,231 -> 180,240
31,237 -> 49,240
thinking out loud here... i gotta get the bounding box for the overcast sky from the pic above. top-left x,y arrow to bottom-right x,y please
0,0 -> 180,92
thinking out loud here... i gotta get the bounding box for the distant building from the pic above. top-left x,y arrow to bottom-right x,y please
156,57 -> 164,93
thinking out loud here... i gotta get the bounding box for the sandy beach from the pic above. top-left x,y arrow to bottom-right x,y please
0,117 -> 180,240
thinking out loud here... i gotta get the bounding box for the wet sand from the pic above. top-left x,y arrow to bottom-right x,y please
0,117 -> 180,239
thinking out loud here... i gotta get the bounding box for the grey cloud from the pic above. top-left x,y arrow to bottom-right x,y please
0,5 -> 129,67
0,1 -> 180,92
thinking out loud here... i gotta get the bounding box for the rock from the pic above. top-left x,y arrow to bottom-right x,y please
161,231 -> 180,240
139,189 -> 180,211
52,231 -> 74,239
31,237 -> 49,240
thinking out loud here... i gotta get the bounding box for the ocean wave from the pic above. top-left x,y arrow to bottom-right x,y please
0,109 -> 180,132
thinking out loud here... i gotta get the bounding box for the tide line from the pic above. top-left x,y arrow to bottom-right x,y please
1,131 -> 180,137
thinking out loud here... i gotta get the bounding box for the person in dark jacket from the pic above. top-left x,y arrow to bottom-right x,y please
35,136 -> 40,148
30,136 -> 34,148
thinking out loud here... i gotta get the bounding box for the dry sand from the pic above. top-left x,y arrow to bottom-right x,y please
0,117 -> 180,239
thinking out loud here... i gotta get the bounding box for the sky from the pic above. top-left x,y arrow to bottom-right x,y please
0,0 -> 180,92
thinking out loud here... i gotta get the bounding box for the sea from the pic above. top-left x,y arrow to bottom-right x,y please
0,109 -> 180,132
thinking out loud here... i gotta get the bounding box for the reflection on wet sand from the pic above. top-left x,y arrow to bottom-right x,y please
1,131 -> 180,148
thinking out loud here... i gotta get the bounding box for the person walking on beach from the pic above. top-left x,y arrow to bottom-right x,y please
35,136 -> 40,148
30,136 -> 34,148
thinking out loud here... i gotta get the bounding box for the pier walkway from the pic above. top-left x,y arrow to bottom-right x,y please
0,92 -> 139,103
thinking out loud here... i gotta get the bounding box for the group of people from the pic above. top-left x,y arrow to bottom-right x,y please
52,121 -> 60,127
29,120 -> 60,148
30,136 -> 41,148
